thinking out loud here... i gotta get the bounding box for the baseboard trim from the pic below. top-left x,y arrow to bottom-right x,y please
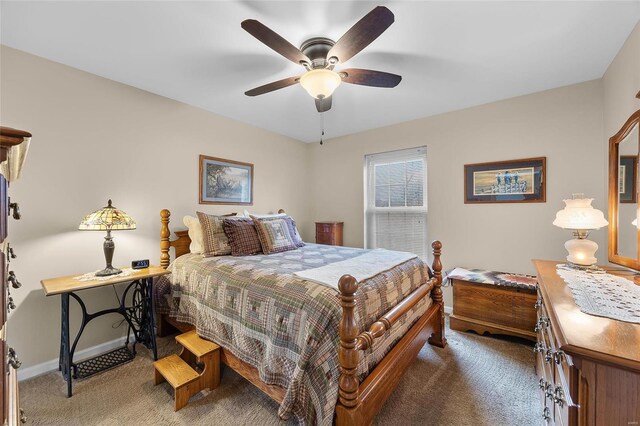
19,306 -> 453,381
17,336 -> 127,382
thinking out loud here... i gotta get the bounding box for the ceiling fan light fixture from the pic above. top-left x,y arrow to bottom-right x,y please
299,69 -> 341,99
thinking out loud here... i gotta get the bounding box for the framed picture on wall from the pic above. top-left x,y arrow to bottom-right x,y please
464,157 -> 546,204
619,155 -> 637,204
199,155 -> 253,205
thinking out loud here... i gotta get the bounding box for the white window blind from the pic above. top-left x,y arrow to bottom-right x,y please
364,147 -> 428,259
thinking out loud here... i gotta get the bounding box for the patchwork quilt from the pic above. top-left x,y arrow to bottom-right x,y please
154,243 -> 434,425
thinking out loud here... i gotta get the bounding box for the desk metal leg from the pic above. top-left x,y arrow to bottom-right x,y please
55,276 -> 159,397
144,277 -> 157,360
60,293 -> 72,397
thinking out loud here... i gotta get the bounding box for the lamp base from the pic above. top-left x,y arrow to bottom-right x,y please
564,238 -> 598,266
95,266 -> 122,277
564,262 -> 605,273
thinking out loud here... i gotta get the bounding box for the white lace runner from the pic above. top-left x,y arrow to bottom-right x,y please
556,265 -> 640,324
73,268 -> 138,282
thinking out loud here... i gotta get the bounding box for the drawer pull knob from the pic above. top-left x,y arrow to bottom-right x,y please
554,385 -> 565,407
8,200 -> 21,220
545,348 -> 554,363
8,270 -> 21,289
534,342 -> 545,353
554,350 -> 565,365
542,406 -> 551,421
545,382 -> 554,400
7,245 -> 16,260
7,296 -> 16,311
7,347 -> 21,369
20,408 -> 27,424
534,316 -> 550,332
538,378 -> 547,390
534,298 -> 543,309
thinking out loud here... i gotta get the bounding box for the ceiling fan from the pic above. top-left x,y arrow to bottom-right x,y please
242,6 -> 402,113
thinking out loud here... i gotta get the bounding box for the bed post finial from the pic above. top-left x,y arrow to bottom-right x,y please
428,240 -> 447,348
338,274 -> 360,408
430,240 -> 443,302
160,209 -> 171,269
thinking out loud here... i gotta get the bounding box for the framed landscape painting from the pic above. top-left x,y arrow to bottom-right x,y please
199,155 -> 253,205
619,155 -> 637,204
464,157 -> 546,204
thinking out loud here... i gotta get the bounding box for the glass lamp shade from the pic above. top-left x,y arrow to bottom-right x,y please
552,197 -> 608,230
79,199 -> 136,231
299,69 -> 342,99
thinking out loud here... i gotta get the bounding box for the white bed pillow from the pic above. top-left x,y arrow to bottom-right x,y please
243,209 -> 287,218
183,215 -> 205,254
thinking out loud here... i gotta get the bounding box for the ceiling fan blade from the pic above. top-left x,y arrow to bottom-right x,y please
241,19 -> 310,65
327,6 -> 395,64
245,76 -> 300,97
315,96 -> 332,113
340,68 -> 402,88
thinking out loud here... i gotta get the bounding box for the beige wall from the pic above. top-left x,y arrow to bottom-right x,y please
307,80 -> 606,306
0,45 -> 311,369
603,21 -> 640,138
603,21 -> 640,260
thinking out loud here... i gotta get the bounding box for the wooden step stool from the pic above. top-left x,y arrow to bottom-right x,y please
153,330 -> 220,411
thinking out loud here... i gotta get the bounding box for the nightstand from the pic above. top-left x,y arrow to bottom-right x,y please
315,222 -> 344,246
41,266 -> 169,397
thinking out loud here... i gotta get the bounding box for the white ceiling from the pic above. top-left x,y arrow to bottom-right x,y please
1,1 -> 639,143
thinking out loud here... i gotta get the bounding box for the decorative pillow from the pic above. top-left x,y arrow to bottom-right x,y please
250,215 -> 298,254
196,212 -> 237,256
260,215 -> 304,248
182,215 -> 205,254
223,218 -> 263,256
284,216 -> 305,248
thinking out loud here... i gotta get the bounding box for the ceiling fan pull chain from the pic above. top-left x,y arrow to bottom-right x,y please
320,103 -> 325,145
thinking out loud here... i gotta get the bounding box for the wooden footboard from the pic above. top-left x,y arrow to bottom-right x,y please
158,209 -> 446,425
335,241 -> 446,425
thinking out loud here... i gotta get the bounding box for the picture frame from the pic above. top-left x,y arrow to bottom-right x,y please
199,155 -> 253,205
619,155 -> 637,204
464,157 -> 546,204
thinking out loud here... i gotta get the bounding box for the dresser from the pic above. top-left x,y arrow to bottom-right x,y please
0,127 -> 30,426
533,260 -> 640,426
315,222 -> 343,246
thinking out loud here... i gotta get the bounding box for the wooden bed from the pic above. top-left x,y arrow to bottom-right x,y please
158,209 -> 447,425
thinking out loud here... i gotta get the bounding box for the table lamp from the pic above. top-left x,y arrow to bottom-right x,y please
553,194 -> 608,267
79,199 -> 136,276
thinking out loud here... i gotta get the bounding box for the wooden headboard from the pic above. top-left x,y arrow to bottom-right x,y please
160,208 -> 286,269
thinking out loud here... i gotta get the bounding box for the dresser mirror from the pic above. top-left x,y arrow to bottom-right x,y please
608,108 -> 640,271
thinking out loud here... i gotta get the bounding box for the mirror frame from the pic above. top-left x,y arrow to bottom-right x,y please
608,108 -> 640,270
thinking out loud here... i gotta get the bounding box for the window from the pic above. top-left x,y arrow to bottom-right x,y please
364,147 -> 427,259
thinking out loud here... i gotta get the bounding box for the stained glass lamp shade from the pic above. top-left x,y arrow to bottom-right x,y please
79,200 -> 136,276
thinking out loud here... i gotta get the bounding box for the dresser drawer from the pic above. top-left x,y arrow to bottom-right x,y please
315,222 -> 343,246
2,339 -> 7,424
317,223 -> 333,234
0,175 -> 7,244
7,360 -> 21,426
1,249 -> 5,329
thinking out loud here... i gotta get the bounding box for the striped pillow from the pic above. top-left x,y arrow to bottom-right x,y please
196,212 -> 236,256
223,218 -> 262,256
250,215 -> 298,254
